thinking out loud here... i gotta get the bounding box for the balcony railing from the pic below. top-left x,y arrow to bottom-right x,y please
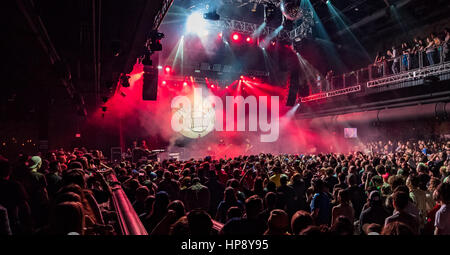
301,44 -> 450,102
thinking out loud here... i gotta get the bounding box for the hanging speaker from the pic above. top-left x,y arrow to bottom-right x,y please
142,65 -> 158,100
286,70 -> 299,106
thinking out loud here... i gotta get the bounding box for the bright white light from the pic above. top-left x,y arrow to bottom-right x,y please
186,12 -> 208,36
157,65 -> 163,69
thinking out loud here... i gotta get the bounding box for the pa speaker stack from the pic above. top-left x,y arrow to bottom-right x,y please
142,65 -> 158,101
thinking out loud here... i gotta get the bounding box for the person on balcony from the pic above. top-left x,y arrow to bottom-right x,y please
443,28 -> 449,61
391,46 -> 400,74
401,43 -> 410,71
374,51 -> 385,77
325,70 -> 334,91
411,38 -> 424,69
425,37 -> 436,66
432,33 -> 443,63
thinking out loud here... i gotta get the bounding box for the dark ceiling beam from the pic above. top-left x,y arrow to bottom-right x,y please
152,0 -> 175,30
335,0 -> 411,36
92,0 -> 102,108
321,0 -> 370,24
120,0 -> 171,76
15,0 -> 87,117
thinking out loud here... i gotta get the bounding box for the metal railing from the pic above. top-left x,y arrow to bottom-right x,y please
301,44 -> 449,102
106,172 -> 148,235
104,169 -> 224,235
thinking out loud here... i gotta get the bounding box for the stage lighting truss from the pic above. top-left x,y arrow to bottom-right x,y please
367,62 -> 450,88
159,71 -> 268,88
210,18 -> 291,41
152,0 -> 175,30
190,62 -> 269,77
208,11 -> 313,42
264,3 -> 277,23
300,85 -> 361,102
151,0 -> 312,47
289,8 -> 314,41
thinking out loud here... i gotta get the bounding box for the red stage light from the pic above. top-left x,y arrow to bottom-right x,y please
162,80 -> 167,85
164,66 -> 172,74
218,32 -> 223,38
246,37 -> 253,43
231,33 -> 240,42
183,82 -> 188,86
211,84 -> 215,88
240,75 -> 244,79
75,133 -> 81,138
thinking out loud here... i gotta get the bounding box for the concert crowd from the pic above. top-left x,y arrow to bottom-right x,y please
0,138 -> 449,235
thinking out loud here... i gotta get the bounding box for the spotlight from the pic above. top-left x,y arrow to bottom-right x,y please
157,65 -> 163,69
162,81 -> 167,85
164,66 -> 172,74
203,10 -> 220,21
187,12 -> 209,36
218,32 -> 223,38
246,36 -> 253,43
183,81 -> 188,86
148,30 -> 164,52
149,39 -> 162,51
150,30 -> 165,40
211,84 -> 215,88
231,33 -> 241,42
119,74 -> 130,87
251,3 -> 258,13
264,3 -> 276,23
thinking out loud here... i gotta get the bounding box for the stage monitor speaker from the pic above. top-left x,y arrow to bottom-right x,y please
142,65 -> 158,100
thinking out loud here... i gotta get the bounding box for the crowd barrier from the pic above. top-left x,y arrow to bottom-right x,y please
105,169 -> 224,235
105,171 -> 148,235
